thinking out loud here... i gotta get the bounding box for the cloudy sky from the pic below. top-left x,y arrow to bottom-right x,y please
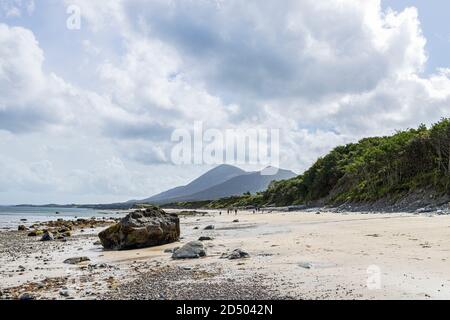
1,0 -> 450,205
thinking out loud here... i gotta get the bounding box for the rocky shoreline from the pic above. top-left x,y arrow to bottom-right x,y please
0,222 -> 122,300
0,210 -> 286,300
2,209 -> 450,300
251,191 -> 450,215
102,265 -> 286,300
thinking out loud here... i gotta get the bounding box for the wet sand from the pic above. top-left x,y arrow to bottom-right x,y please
1,210 -> 450,300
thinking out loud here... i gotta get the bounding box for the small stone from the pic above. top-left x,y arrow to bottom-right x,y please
63,257 -> 90,264
164,247 -> 179,253
59,288 -> 70,297
298,262 -> 313,269
232,219 -> 239,223
27,230 -> 44,237
222,249 -> 250,260
198,236 -> 213,241
41,231 -> 54,242
366,234 -> 381,238
19,292 -> 35,300
18,225 -> 28,231
204,225 -> 215,230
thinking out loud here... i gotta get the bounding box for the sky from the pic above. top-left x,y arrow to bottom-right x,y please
1,0 -> 450,205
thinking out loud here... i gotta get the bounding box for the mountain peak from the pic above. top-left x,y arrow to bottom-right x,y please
142,164 -> 245,203
260,166 -> 280,176
138,164 -> 296,204
210,164 -> 242,171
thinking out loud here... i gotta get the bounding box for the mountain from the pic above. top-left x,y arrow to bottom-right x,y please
141,164 -> 246,203
170,167 -> 296,202
142,165 -> 296,204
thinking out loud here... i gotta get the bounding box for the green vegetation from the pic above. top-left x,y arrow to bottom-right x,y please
264,119 -> 450,206
160,200 -> 212,210
161,193 -> 265,210
206,193 -> 265,209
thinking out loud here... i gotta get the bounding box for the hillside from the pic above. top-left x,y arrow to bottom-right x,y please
263,119 -> 450,211
169,119 -> 450,212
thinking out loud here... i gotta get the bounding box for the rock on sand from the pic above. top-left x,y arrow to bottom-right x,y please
222,249 -> 250,260
172,241 -> 206,259
63,257 -> 90,264
98,207 -> 180,250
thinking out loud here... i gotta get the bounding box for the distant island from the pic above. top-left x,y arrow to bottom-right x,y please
14,165 -> 296,210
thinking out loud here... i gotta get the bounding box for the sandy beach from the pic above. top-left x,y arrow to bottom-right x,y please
1,210 -> 450,300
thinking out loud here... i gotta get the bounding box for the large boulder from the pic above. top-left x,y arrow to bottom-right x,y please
98,207 -> 180,250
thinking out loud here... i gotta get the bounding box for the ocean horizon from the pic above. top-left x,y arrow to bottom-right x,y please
0,206 -> 126,230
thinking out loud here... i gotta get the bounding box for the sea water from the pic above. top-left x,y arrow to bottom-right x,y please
0,206 -> 126,230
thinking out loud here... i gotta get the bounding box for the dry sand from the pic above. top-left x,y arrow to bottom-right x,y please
1,210 -> 450,300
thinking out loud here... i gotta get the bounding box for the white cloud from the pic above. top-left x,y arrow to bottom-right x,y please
0,24 -> 45,106
111,0 -> 427,106
0,0 -> 35,17
0,155 -> 60,194
1,0 -> 450,203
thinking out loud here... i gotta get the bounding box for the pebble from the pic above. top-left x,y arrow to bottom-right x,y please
59,288 -> 70,297
19,292 -> 35,300
63,257 -> 91,265
222,249 -> 250,260
41,232 -> 54,242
